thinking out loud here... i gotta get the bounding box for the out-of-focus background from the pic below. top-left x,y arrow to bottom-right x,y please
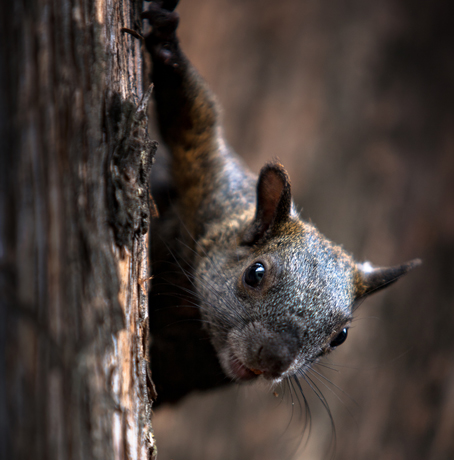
151,0 -> 454,459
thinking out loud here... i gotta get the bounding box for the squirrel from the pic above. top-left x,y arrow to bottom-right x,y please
142,0 -> 421,406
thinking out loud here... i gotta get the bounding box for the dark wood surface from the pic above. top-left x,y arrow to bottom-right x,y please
0,1 -> 155,459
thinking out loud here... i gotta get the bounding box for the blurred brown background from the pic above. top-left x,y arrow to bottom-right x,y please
150,0 -> 454,459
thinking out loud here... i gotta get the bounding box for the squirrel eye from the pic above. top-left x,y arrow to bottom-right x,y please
329,328 -> 348,348
244,262 -> 266,288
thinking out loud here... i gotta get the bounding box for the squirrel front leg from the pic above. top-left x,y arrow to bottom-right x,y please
142,1 -> 254,237
143,1 -> 217,151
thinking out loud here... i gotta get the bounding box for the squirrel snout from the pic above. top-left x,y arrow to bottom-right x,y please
253,331 -> 299,377
229,322 -> 301,380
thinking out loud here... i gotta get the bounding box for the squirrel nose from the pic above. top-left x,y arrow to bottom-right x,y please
253,331 -> 299,377
230,321 -> 302,379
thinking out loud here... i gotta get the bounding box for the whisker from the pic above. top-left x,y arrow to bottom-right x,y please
282,375 -> 312,457
298,372 -> 337,458
292,376 -> 312,438
156,237 -> 247,329
172,254 -> 248,328
152,278 -> 234,330
308,367 -> 357,407
285,377 -> 296,430
176,236 -> 255,325
313,361 -> 341,372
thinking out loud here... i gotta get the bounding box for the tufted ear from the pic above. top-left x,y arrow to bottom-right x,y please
355,258 -> 421,298
242,163 -> 292,245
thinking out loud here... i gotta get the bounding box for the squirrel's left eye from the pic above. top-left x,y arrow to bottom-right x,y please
244,262 -> 266,288
329,328 -> 348,348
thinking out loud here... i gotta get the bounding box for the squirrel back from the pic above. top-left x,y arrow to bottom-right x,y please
144,0 -> 420,405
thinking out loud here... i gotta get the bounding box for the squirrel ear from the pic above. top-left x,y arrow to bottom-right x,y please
242,163 -> 292,245
355,258 -> 421,298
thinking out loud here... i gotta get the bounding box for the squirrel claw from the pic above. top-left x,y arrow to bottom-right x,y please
141,4 -> 180,38
160,0 -> 180,12
142,1 -> 181,64
144,0 -> 179,12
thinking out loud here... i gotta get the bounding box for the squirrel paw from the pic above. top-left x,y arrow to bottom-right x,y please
141,0 -> 180,47
142,1 -> 181,65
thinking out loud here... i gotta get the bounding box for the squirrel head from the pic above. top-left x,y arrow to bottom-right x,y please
195,163 -> 421,384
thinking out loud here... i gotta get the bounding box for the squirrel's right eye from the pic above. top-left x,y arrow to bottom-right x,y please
244,262 -> 266,288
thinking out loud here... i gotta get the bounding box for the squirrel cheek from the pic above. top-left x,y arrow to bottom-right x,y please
217,346 -> 258,381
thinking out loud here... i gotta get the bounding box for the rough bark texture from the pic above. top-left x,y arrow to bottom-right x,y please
0,1 -> 156,459
150,1 -> 454,460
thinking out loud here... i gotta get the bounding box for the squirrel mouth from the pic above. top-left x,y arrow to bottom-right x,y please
228,354 -> 261,381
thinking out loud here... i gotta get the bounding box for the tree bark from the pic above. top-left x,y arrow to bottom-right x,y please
0,1 -> 156,459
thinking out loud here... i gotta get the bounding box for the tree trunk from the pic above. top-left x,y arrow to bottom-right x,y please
0,1 -> 156,459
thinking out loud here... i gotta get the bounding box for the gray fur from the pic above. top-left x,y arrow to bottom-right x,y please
144,0 -> 420,402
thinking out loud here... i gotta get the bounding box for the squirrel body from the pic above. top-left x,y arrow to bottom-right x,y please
143,1 -> 420,405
